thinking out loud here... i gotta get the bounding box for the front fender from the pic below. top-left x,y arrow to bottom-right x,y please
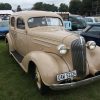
87,46 -> 100,75
22,51 -> 69,86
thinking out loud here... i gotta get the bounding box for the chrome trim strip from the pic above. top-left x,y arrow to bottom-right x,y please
50,75 -> 100,90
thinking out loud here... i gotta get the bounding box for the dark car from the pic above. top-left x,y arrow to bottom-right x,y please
57,12 -> 87,31
0,20 -> 9,37
69,15 -> 87,30
81,24 -> 100,46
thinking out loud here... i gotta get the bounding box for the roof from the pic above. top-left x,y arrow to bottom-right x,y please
11,10 -> 62,19
0,10 -> 13,15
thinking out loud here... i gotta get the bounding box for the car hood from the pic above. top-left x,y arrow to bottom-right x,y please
28,26 -> 79,47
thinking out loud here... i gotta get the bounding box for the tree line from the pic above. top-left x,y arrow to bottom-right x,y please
0,0 -> 100,16
33,0 -> 100,16
0,3 -> 12,10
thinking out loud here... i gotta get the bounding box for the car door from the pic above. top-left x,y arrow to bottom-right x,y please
84,25 -> 100,46
15,17 -> 27,56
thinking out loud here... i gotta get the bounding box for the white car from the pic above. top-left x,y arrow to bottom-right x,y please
84,17 -> 100,25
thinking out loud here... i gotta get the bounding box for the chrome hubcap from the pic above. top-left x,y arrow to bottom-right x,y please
36,68 -> 41,89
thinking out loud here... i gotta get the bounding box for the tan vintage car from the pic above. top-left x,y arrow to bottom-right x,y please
6,11 -> 100,94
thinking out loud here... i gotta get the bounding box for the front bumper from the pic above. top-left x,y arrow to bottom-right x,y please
50,75 -> 100,90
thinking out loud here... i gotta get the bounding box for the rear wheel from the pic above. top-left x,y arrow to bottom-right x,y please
35,68 -> 49,94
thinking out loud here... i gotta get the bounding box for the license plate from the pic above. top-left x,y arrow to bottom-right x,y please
57,70 -> 77,82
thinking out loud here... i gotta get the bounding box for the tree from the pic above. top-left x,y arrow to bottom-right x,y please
32,2 -> 58,12
59,3 -> 68,12
17,5 -> 22,12
43,4 -> 58,12
0,3 -> 12,10
81,0 -> 100,16
81,0 -> 92,16
69,0 -> 82,14
32,2 -> 44,10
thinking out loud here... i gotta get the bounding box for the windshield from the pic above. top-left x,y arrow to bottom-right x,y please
28,17 -> 63,28
74,16 -> 87,28
0,21 -> 9,27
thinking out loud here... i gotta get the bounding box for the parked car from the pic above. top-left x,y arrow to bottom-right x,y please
81,24 -> 100,46
6,11 -> 100,94
0,20 -> 9,37
68,15 -> 87,30
84,17 -> 100,25
57,12 -> 87,31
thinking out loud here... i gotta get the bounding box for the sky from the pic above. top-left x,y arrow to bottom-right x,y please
0,0 -> 71,9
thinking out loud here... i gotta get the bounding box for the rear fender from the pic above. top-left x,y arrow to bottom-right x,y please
6,33 -> 14,52
87,46 -> 100,75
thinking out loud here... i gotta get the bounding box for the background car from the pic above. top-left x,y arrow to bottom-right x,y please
68,15 -> 87,30
0,20 -> 9,37
81,24 -> 100,46
84,17 -> 100,25
57,12 -> 87,31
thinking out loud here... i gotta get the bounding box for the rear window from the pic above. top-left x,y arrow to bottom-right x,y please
11,17 -> 15,27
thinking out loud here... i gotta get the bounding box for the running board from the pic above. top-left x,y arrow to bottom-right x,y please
11,51 -> 23,63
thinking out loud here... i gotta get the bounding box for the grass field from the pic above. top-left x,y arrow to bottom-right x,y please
0,39 -> 100,100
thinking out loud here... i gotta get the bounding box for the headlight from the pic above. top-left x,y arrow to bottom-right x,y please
86,41 -> 96,50
57,44 -> 67,54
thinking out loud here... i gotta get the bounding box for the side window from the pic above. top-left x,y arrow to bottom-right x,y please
17,18 -> 25,29
11,17 -> 15,27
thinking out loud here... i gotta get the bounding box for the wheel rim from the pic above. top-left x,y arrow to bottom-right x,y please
36,68 -> 41,89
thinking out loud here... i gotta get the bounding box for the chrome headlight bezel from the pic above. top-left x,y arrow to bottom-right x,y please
57,44 -> 67,55
86,41 -> 96,50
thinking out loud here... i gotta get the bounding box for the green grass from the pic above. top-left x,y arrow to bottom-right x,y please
0,39 -> 100,100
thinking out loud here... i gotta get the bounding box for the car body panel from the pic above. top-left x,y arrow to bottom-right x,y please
85,17 -> 100,25
81,24 -> 100,46
6,33 -> 14,52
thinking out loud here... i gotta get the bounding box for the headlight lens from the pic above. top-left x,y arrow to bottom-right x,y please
58,44 -> 67,54
86,41 -> 96,50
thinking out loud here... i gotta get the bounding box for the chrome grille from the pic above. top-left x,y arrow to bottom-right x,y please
71,37 -> 86,78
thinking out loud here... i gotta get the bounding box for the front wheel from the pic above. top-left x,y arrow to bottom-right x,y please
35,68 -> 49,94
